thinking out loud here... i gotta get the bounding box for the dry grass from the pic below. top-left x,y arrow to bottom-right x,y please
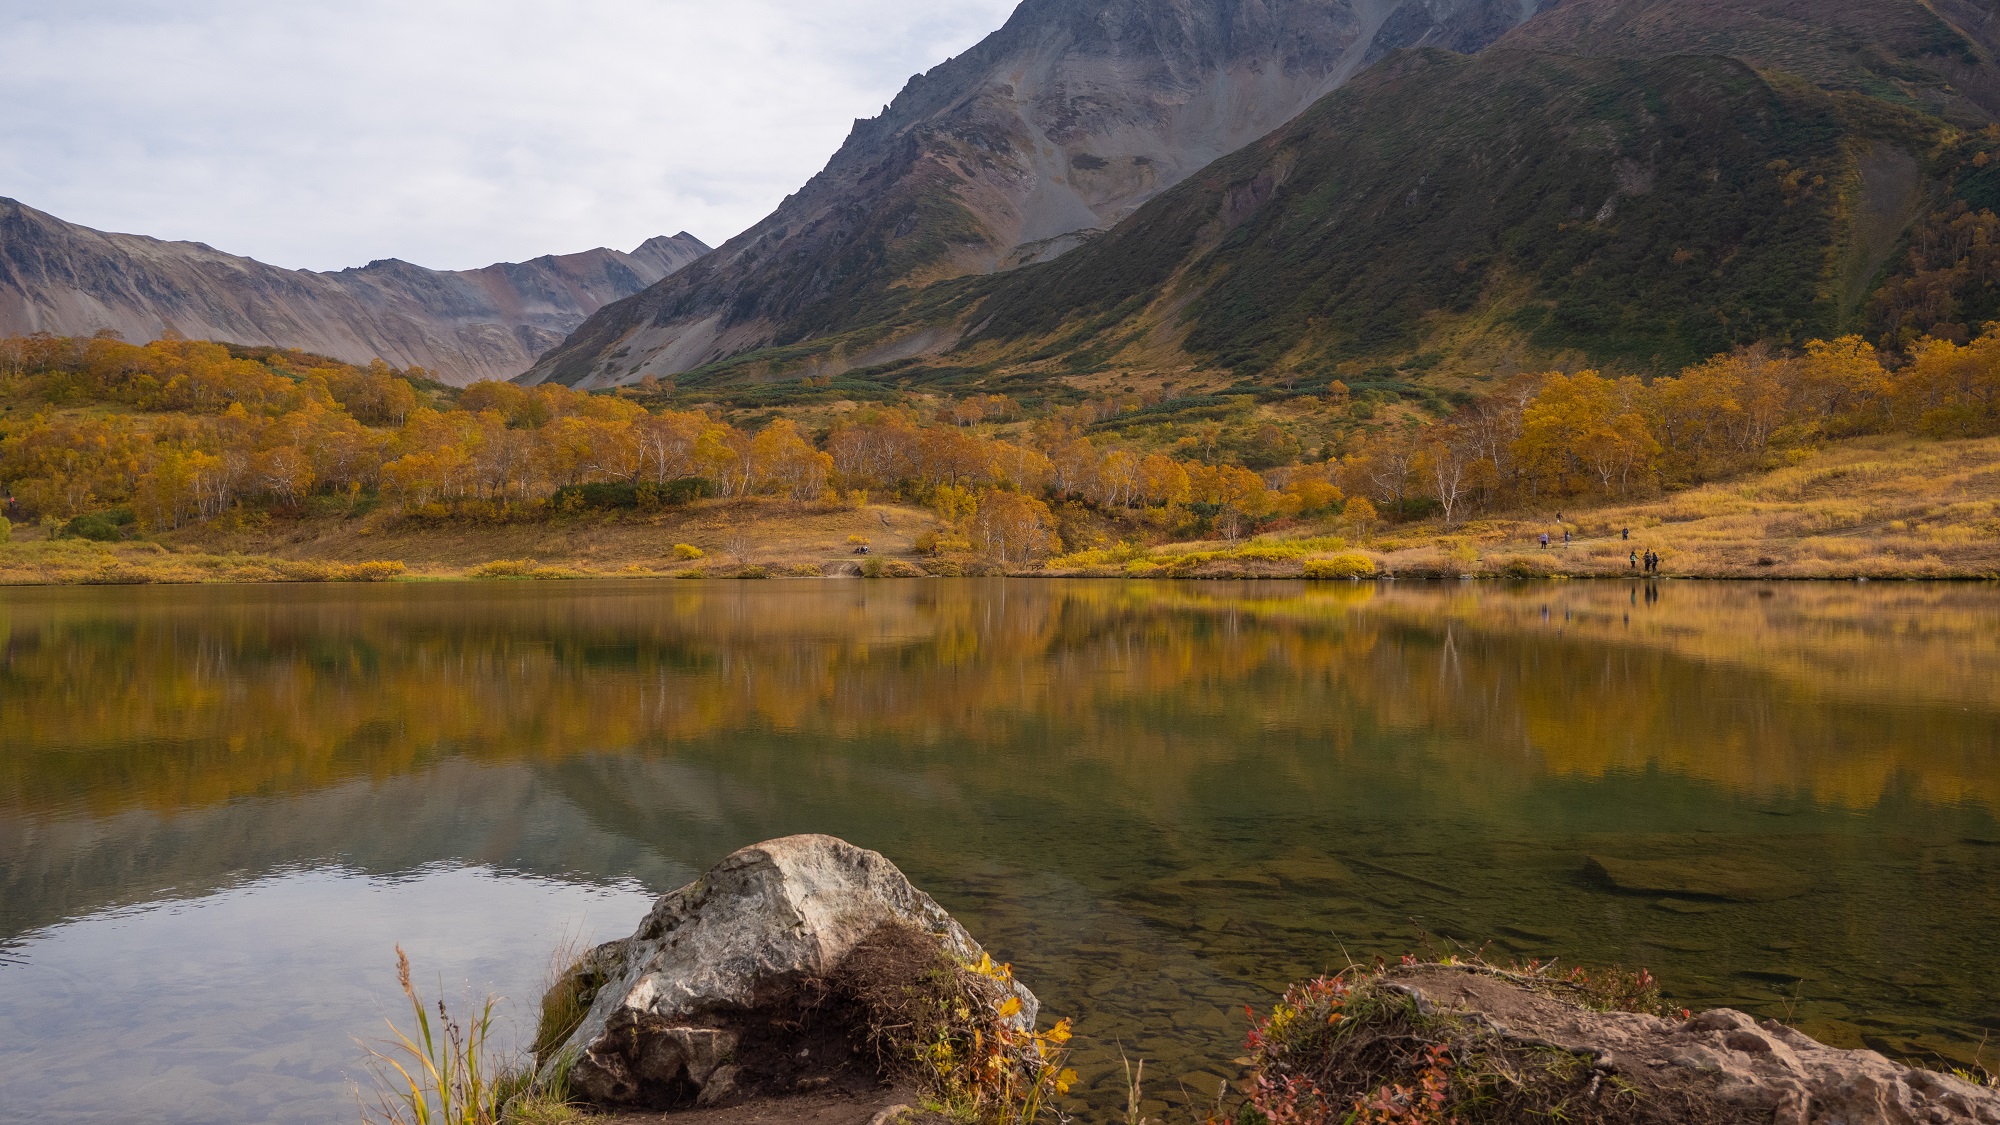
0,538 -> 408,585
1441,435 -> 2000,580
182,500 -> 940,580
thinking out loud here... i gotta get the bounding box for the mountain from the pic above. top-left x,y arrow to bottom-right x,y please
655,0 -> 2000,392
0,197 -> 710,385
525,0 -> 1556,388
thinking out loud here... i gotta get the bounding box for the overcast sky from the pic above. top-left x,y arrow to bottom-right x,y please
0,0 -> 1019,272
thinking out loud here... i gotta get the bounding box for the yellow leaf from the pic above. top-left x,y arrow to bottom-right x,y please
997,996 -> 1022,1020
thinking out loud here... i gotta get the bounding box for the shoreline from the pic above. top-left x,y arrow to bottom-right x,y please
1,542 -> 1995,587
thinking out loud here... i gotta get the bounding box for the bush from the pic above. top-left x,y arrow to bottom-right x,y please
1305,553 -> 1377,579
552,477 -> 716,512
659,476 -> 718,504
61,509 -> 136,542
331,560 -> 407,582
673,543 -> 705,560
1498,555 -> 1552,579
467,558 -> 576,579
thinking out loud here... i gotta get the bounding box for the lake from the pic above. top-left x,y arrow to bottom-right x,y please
2,579 -> 1997,1123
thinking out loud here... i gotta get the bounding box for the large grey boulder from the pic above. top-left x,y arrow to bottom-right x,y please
551,834 -> 1037,1109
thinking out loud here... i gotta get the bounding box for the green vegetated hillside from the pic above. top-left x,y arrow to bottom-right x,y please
969,48 -> 1908,376
665,0 -> 2000,399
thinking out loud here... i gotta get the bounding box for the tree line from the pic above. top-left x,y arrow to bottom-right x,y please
1340,329 -> 2000,526
3,324 -> 1996,554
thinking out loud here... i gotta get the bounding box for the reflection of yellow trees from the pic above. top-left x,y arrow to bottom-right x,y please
1335,584 -> 2000,807
2,583 -> 1995,820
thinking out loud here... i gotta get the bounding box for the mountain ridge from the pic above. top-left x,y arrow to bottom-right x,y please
0,197 -> 709,385
524,0 -> 1555,388
638,0 -> 2000,395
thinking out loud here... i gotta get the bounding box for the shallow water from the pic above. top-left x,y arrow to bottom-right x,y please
1,579 -> 1997,1123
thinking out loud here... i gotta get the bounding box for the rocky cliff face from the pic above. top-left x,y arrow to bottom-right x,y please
0,197 -> 709,385
525,0 -> 1552,388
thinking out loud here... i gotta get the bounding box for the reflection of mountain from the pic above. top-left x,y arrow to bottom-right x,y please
8,700 -> 2000,1083
0,759 -> 687,940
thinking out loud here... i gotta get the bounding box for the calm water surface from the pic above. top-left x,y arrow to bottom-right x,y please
2,579 -> 1997,1123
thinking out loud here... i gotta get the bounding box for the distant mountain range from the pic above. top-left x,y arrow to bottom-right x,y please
0,197 -> 709,384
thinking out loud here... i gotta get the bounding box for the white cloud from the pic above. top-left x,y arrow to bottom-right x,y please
0,0 -> 1020,271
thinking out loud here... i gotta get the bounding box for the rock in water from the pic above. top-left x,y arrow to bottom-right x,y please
550,834 -> 1037,1110
1584,854 -> 1812,902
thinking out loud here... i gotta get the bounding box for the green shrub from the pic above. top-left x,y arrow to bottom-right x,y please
1305,553 -> 1377,579
0,516 -> 9,543
552,477 -> 715,512
61,509 -> 136,542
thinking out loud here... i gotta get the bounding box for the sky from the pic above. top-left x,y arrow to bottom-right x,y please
0,0 -> 1020,272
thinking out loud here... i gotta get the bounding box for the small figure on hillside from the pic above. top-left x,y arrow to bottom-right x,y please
1539,532 -> 1550,549
1556,511 -> 1564,522
1621,527 -> 1630,541
1629,550 -> 1638,570
854,545 -> 870,555
1562,528 -> 1571,546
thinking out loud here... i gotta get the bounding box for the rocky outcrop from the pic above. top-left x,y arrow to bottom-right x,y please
549,834 -> 1036,1111
1392,965 -> 2000,1124
524,0 -> 1553,387
0,197 -> 708,385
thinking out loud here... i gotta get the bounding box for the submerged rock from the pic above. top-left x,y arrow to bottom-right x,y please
1586,854 -> 1812,902
546,834 -> 1037,1110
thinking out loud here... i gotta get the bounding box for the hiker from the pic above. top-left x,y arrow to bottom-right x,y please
1562,528 -> 1571,546
1539,532 -> 1549,549
1629,550 -> 1638,570
1621,527 -> 1630,540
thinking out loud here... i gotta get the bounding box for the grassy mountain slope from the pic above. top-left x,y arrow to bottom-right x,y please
524,0 -> 1556,388
969,48 -> 1919,377
660,0 -> 2000,398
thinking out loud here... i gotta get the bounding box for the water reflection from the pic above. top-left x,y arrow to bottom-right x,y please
1,580 -> 1996,1122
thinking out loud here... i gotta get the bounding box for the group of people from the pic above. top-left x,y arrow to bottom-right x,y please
1533,516 -> 1663,573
